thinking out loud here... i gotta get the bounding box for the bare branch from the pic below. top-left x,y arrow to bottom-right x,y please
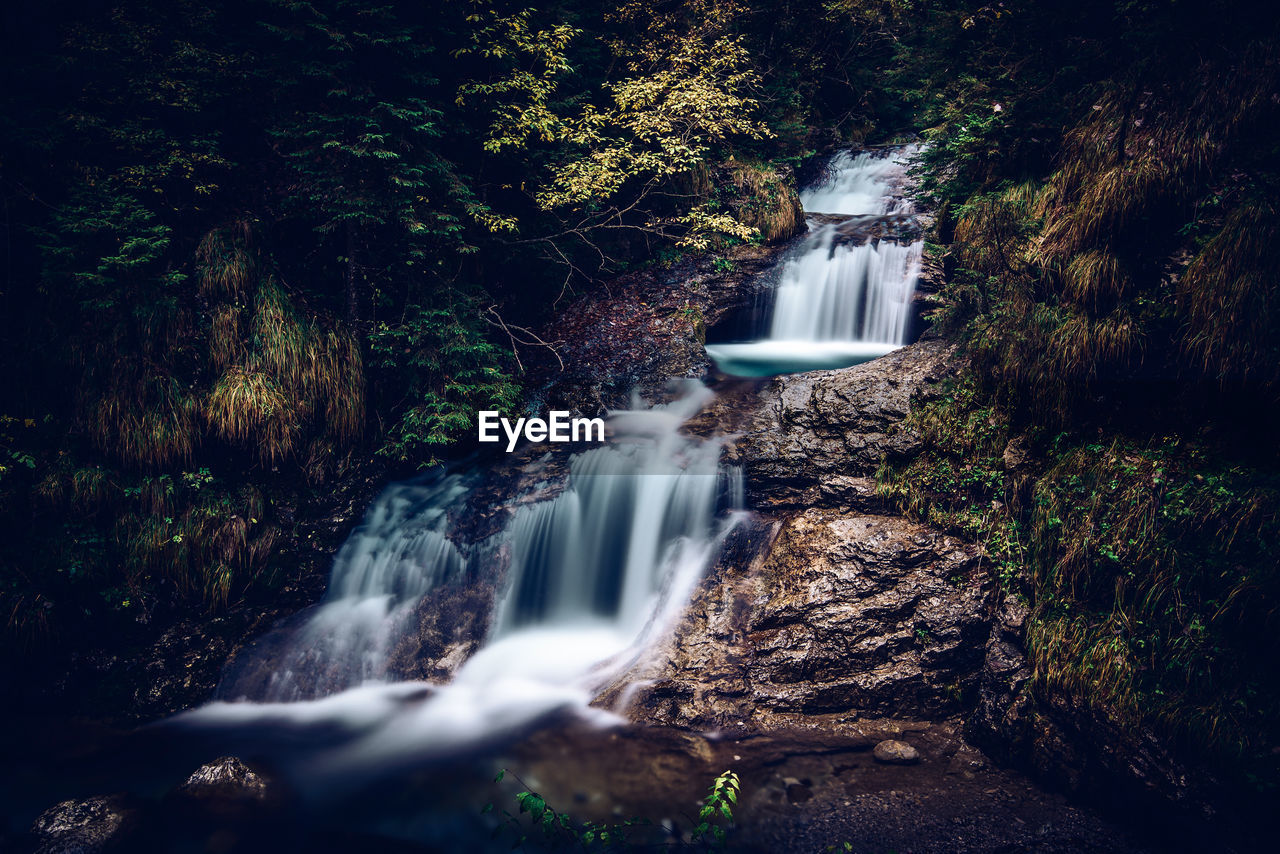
484,305 -> 565,372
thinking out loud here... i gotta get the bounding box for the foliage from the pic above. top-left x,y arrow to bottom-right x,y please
2,0 -> 874,656
877,376 -> 1026,588
368,302 -> 521,466
877,0 -> 1280,792
691,770 -> 740,846
485,767 -> 738,850
454,3 -> 581,160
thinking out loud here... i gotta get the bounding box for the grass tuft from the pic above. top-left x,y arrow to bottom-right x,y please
196,223 -> 256,299
205,367 -> 297,463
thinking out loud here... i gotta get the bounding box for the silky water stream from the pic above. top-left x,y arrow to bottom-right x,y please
158,146 -> 922,833
705,146 -> 924,377
166,381 -> 743,805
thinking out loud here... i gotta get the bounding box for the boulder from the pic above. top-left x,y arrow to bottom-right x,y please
873,739 -> 922,764
30,795 -> 136,854
177,756 -> 270,800
167,756 -> 280,826
610,508 -> 991,730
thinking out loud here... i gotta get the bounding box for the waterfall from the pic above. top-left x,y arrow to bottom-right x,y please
798,149 -> 916,217
705,146 -> 923,377
176,382 -> 740,792
767,228 -> 921,343
499,383 -> 726,638
223,475 -> 472,702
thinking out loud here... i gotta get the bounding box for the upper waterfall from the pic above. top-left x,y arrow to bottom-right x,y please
705,146 -> 923,377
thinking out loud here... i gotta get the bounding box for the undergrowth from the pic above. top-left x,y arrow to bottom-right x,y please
876,1 -> 1280,792
486,768 -> 740,851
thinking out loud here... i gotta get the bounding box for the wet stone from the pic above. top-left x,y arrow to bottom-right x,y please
30,795 -> 136,854
873,740 -> 922,765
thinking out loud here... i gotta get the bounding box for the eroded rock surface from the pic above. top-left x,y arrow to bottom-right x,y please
177,756 -> 270,800
874,739 -> 922,764
612,504 -> 991,730
30,795 -> 137,854
735,337 -> 959,509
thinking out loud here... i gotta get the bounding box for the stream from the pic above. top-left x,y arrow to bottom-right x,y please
705,147 -> 923,377
160,151 -> 927,797
2,146 -> 1154,853
172,381 -> 743,799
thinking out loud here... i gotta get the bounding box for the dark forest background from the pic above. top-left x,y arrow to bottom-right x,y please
2,0 -> 1279,798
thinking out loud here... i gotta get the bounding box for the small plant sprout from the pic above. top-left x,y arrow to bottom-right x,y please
692,770 -> 740,847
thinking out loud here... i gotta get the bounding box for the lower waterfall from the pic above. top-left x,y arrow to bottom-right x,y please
174,382 -> 740,794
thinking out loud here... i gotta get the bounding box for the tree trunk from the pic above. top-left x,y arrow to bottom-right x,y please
345,220 -> 363,329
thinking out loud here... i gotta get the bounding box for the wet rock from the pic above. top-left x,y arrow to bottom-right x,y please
808,212 -> 923,247
946,744 -> 989,776
387,581 -> 496,682
30,795 -> 137,854
178,756 -> 270,800
585,336 -> 992,731
735,337 -> 960,510
874,740 -> 922,765
163,756 -> 285,849
167,755 -> 281,824
611,508 -> 991,729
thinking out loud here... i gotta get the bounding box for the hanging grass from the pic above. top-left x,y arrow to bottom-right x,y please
117,483 -> 278,609
205,367 -> 297,463
312,328 -> 365,443
196,222 -> 256,299
1044,306 -> 1142,386
1,590 -> 52,648
206,275 -> 365,462
726,160 -> 803,244
1178,199 -> 1280,388
953,180 -> 1043,277
203,563 -> 235,609
71,467 -> 118,510
1057,250 -> 1132,309
209,304 -> 245,371
251,277 -> 312,395
1037,49 -> 1277,267
94,374 -> 202,469
881,374 -> 1280,766
1023,440 -> 1280,757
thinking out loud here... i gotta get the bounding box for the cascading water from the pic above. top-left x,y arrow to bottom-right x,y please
705,146 -> 923,377
174,382 -> 741,795
499,382 -> 728,639
222,476 -> 473,702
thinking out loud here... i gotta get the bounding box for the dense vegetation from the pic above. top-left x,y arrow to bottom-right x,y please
0,0 -> 895,654
1,0 -> 1278,809
877,0 -> 1280,795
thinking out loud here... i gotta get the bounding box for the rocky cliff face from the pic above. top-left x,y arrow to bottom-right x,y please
609,506 -> 991,729
598,336 -> 1004,736
733,337 -> 957,508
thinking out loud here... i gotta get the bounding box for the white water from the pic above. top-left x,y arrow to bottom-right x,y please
176,382 -> 740,793
798,149 -> 916,216
706,146 -> 923,377
233,476 -> 471,702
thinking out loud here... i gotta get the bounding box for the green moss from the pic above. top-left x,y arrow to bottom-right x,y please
879,375 -> 1280,784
